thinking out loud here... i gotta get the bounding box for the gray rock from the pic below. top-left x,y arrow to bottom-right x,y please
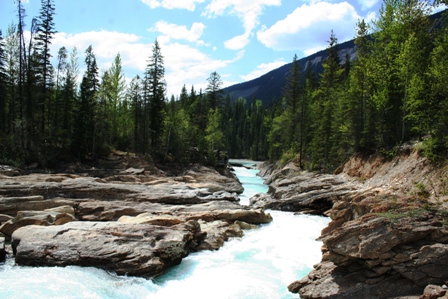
12,220 -> 204,278
0,209 -> 76,239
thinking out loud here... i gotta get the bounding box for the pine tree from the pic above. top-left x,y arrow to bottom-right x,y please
35,0 -> 56,137
346,19 -> 373,152
60,47 -> 78,149
206,71 -> 223,111
144,39 -> 166,156
73,45 -> 99,160
205,108 -> 224,159
425,17 -> 448,159
128,75 -> 144,153
108,53 -> 126,145
282,54 -> 301,152
52,46 -> 67,138
310,30 -> 343,171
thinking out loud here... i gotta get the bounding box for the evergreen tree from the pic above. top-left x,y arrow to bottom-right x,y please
144,39 -> 166,157
52,46 -> 67,138
73,45 -> 99,160
425,16 -> 448,159
60,46 -> 78,149
346,19 -> 373,152
35,0 -> 56,137
310,30 -> 343,171
282,54 -> 301,151
206,71 -> 223,110
128,75 -> 144,153
205,108 -> 224,157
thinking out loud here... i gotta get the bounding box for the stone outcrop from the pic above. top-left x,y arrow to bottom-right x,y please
251,162 -> 360,215
11,220 -> 204,278
259,150 -> 448,299
0,161 -> 271,278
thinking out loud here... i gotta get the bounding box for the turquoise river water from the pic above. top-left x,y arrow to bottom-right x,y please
0,161 -> 329,299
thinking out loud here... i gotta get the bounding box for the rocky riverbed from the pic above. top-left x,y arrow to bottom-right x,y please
0,153 -> 272,278
251,148 -> 448,299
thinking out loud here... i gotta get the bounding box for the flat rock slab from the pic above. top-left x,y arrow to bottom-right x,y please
11,220 -> 204,278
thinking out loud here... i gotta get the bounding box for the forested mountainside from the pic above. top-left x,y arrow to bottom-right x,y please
224,9 -> 445,106
223,38 -> 355,106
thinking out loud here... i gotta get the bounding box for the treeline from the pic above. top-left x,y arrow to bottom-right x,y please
1,0 -> 448,171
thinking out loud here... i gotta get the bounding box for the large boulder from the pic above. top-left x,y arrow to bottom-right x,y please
11,220 -> 204,278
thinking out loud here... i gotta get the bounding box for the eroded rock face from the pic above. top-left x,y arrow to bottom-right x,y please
281,150 -> 448,299
251,168 -> 360,215
11,220 -> 204,278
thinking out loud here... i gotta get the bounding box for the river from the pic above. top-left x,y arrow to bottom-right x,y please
0,161 -> 329,299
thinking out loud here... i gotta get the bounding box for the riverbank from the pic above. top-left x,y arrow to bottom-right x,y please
252,147 -> 448,299
0,153 -> 272,278
0,158 -> 329,299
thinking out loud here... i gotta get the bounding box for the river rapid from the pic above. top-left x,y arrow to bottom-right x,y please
0,161 -> 329,299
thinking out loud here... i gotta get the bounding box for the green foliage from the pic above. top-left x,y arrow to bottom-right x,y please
1,1 -> 448,169
378,208 -> 428,221
205,108 -> 224,151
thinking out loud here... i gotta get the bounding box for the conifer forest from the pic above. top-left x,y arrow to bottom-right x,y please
1,0 -> 448,171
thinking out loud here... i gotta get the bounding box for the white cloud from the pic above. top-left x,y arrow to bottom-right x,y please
141,0 -> 205,11
204,0 -> 281,50
52,30 -> 147,71
224,32 -> 251,50
150,21 -> 207,45
240,59 -> 286,81
366,11 -> 376,22
358,0 -> 379,10
161,40 -> 245,94
257,1 -> 361,53
51,30 -> 244,97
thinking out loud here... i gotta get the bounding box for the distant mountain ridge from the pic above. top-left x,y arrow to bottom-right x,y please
223,10 -> 445,106
223,38 -> 355,105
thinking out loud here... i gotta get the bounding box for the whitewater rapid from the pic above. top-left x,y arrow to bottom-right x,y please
0,162 -> 329,299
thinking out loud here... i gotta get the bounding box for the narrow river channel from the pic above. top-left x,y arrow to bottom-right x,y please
0,162 -> 329,299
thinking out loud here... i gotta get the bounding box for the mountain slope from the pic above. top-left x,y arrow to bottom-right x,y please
224,10 -> 445,106
223,38 -> 356,105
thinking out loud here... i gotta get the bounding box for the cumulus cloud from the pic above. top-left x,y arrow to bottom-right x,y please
150,21 -> 207,45
141,0 -> 205,11
358,0 -> 379,10
240,59 -> 286,81
204,0 -> 281,50
52,30 -> 146,71
257,1 -> 361,54
51,30 -> 243,96
224,32 -> 251,50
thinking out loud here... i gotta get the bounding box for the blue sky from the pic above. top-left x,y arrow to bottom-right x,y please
0,0 -> 444,97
